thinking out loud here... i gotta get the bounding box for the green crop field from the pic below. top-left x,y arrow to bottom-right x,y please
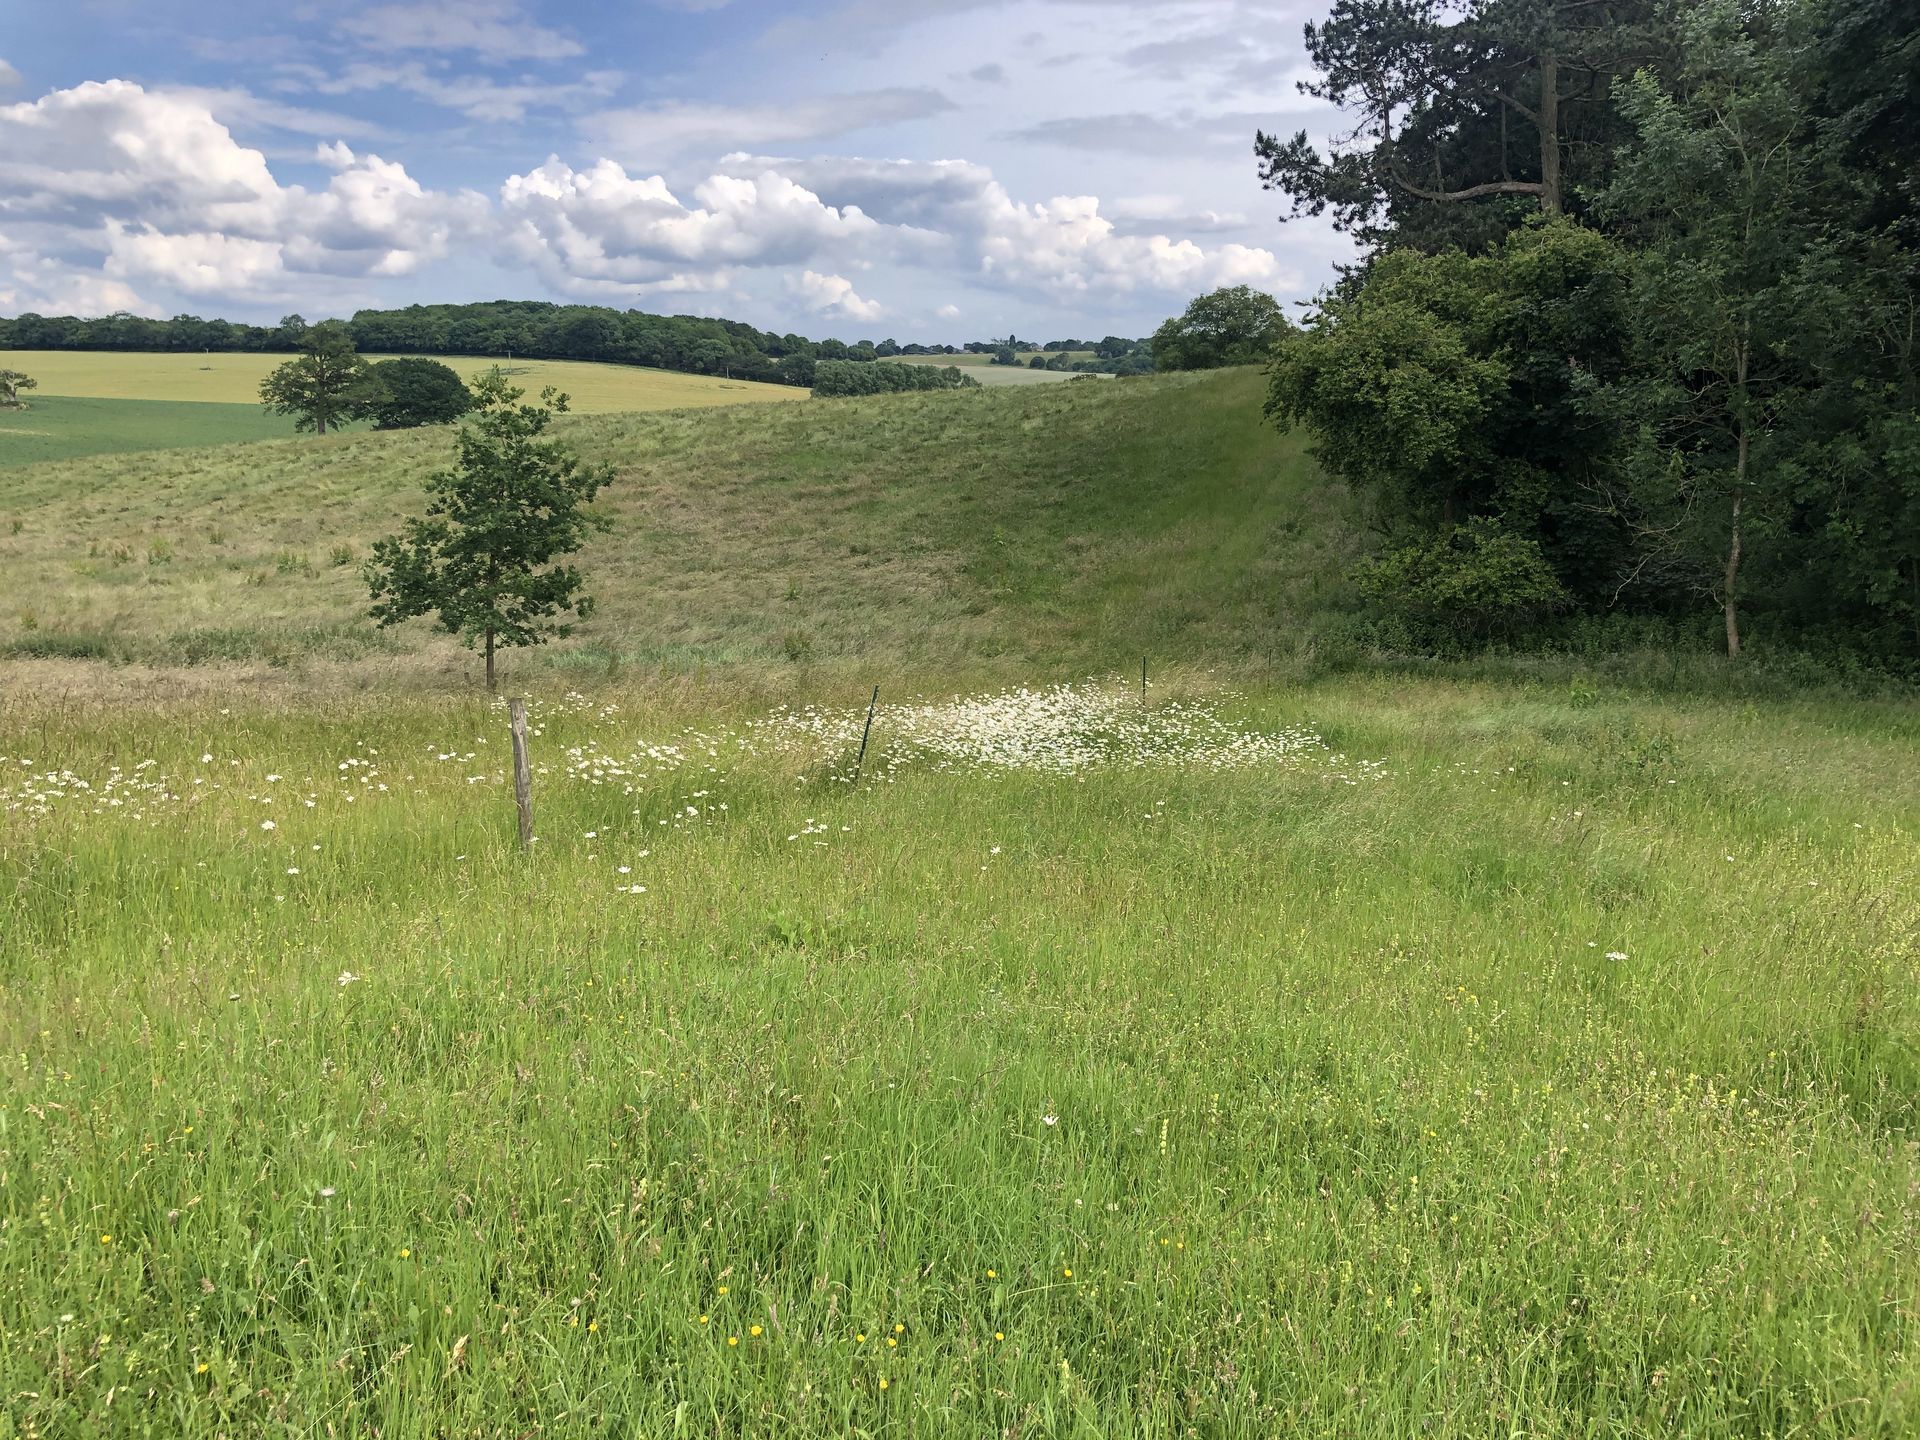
0,394 -> 298,468
2,370 -> 1917,1437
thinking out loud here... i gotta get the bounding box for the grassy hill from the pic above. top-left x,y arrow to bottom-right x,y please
0,368 -> 1359,677
0,350 -> 800,467
4,362 -> 1918,1437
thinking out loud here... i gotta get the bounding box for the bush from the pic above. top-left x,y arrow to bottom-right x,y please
367,358 -> 473,429
1353,519 -> 1570,649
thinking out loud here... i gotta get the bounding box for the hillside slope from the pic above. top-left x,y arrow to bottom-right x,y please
0,368 -> 1356,678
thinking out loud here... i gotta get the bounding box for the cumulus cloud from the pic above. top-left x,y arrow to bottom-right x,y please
936,302 -> 961,319
793,270 -> 884,322
0,81 -> 484,304
717,154 -> 1289,297
498,155 -> 905,292
0,59 -> 22,95
341,0 -> 584,62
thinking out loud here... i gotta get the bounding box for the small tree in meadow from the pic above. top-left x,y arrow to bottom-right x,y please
0,369 -> 36,408
365,369 -> 614,690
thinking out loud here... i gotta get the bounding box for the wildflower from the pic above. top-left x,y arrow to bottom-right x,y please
1605,951 -> 1628,961
699,1315 -> 709,1325
749,1324 -> 763,1337
994,1331 -> 1004,1341
717,1285 -> 729,1296
337,971 -> 359,987
728,1335 -> 739,1347
588,1320 -> 598,1333
259,819 -> 275,831
319,1187 -> 336,1199
893,1323 -> 904,1334
1042,1113 -> 1058,1127
196,1362 -> 209,1373
887,1337 -> 897,1348
855,1332 -> 866,1343
986,1269 -> 997,1279
100,1234 -> 113,1245
1062,1266 -> 1072,1278
878,1378 -> 890,1391
399,1247 -> 411,1258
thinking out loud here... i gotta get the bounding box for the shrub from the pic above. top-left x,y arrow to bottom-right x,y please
811,361 -> 980,398
1353,519 -> 1570,648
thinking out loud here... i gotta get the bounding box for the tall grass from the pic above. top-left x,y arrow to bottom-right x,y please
3,673 -> 1915,1436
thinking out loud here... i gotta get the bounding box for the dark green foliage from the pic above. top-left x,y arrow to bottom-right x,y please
366,358 -> 473,429
258,322 -> 381,436
811,361 -> 980,397
1150,286 -> 1290,370
1264,0 -> 1919,666
365,369 -> 614,689
1353,519 -> 1569,647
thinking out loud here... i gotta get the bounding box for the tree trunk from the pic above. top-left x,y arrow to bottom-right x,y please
485,629 -> 496,691
1538,49 -> 1561,217
315,413 -> 327,436
1723,490 -> 1742,659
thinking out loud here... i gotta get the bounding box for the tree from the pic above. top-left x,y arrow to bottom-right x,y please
0,369 -> 36,408
365,370 -> 615,690
367,358 -> 474,429
258,322 -> 382,435
1598,0 -> 1859,658
1255,0 -> 1669,253
1152,286 -> 1290,370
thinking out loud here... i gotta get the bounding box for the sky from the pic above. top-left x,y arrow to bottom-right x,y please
0,0 -> 1353,343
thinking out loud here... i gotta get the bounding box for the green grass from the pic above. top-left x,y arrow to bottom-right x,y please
0,370 -> 1357,674
2,364 -> 1917,1435
0,395 -> 299,468
1,675 -> 1915,1436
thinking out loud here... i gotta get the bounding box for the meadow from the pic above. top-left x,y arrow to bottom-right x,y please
892,352 -> 1101,385
1,370 -> 1917,1437
0,351 -> 798,467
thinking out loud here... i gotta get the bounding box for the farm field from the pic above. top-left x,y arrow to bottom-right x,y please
0,351 -> 801,467
2,369 -> 1917,1437
893,351 -> 1106,385
0,394 -> 295,468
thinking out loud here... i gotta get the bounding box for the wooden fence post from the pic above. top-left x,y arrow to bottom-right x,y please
852,686 -> 879,784
509,698 -> 534,850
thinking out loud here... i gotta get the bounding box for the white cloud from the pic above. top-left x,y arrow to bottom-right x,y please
585,88 -> 954,160
0,82 -> 484,302
499,156 -> 902,292
341,1 -> 584,62
0,59 -> 22,96
936,302 -> 961,319
718,154 -> 1290,298
793,270 -> 884,322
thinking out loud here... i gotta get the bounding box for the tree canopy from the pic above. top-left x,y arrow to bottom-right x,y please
1151,286 -> 1290,370
258,322 -> 381,436
367,358 -> 473,430
365,370 -> 615,690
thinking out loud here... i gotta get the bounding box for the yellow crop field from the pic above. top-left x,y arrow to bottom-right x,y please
0,350 -> 801,413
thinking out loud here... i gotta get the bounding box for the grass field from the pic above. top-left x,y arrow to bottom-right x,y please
2,369 -> 1917,1436
0,394 -> 296,467
0,351 -> 800,467
0,370 -> 1350,673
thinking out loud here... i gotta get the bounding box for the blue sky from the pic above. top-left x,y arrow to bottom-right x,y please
0,0 -> 1352,341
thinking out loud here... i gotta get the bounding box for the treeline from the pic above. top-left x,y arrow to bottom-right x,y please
0,301 -> 1148,390
1260,0 -> 1919,666
811,360 -> 980,397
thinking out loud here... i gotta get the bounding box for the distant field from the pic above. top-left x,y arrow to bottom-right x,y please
0,351 -> 801,468
0,394 -> 300,467
893,352 -> 1107,385
0,350 -> 801,412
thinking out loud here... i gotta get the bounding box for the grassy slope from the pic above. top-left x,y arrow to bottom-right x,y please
0,369 -> 1357,674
